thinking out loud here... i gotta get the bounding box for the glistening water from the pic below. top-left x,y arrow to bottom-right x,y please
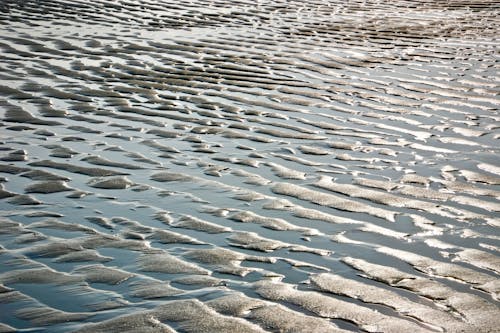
0,1 -> 499,332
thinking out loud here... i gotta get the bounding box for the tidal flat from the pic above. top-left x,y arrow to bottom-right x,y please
0,1 -> 499,332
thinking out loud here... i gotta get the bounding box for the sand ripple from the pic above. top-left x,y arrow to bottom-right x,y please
0,1 -> 498,332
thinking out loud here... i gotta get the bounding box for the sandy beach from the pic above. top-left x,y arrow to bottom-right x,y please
0,1 -> 499,332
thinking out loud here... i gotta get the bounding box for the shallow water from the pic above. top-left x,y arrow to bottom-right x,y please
0,1 -> 499,332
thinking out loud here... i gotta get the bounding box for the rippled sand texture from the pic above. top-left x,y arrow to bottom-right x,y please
0,0 -> 499,332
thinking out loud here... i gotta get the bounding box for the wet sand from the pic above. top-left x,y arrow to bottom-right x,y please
0,1 -> 499,332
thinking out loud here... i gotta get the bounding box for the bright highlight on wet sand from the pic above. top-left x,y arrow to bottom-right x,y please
0,0 -> 499,332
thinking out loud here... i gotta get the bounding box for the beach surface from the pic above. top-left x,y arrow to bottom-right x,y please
0,1 -> 499,332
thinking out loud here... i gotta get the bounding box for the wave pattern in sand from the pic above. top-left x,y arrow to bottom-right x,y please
0,1 -> 499,332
